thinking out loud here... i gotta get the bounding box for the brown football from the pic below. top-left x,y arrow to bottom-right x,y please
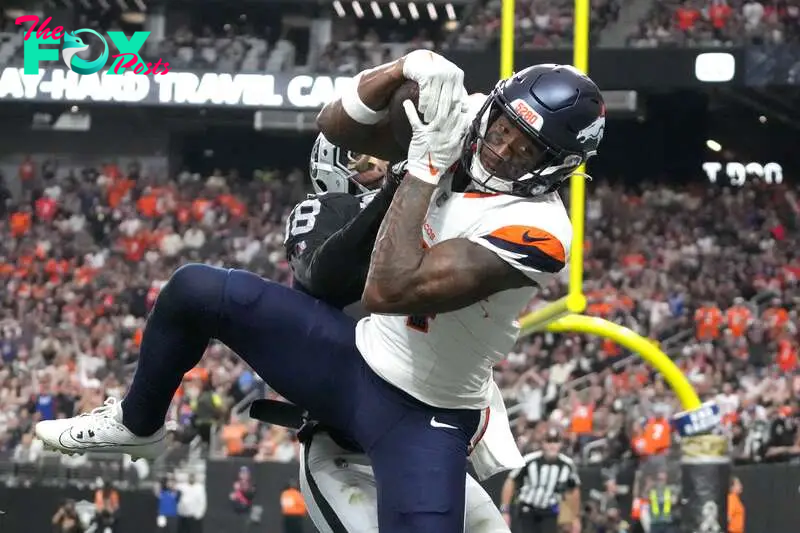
388,79 -> 420,148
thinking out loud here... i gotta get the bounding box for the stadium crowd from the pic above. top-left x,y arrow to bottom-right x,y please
0,153 -> 798,480
499,181 -> 800,466
628,0 -> 800,47
451,0 -> 620,49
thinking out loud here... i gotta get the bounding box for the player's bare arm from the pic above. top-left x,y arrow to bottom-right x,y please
362,177 -> 531,316
317,50 -> 466,162
316,60 -> 407,161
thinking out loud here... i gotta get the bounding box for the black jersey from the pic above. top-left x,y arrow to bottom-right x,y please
284,192 -> 372,309
284,192 -> 368,265
284,162 -> 406,309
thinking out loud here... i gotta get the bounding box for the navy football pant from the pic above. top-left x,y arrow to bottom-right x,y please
123,264 -> 484,533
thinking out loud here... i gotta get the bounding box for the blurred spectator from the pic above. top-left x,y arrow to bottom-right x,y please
52,500 -> 83,533
12,432 -> 42,464
646,470 -> 677,533
589,478 -> 621,524
94,479 -> 120,533
230,466 -> 256,515
763,402 -> 800,461
279,479 -> 306,533
177,473 -> 207,533
157,475 -> 180,533
727,476 -> 744,533
190,377 -> 225,445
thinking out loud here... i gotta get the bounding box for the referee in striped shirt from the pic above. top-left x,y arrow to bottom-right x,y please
501,428 -> 581,533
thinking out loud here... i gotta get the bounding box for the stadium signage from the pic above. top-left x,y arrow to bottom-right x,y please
671,402 -> 721,438
702,161 -> 784,185
0,67 -> 354,108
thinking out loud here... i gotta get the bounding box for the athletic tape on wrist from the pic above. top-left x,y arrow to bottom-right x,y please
341,73 -> 388,125
406,162 -> 441,186
411,173 -> 440,186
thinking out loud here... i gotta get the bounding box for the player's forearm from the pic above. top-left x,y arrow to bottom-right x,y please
362,179 -> 529,315
303,187 -> 396,306
316,60 -> 407,161
356,59 -> 405,110
362,176 -> 435,310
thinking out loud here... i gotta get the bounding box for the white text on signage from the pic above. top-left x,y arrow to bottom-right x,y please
702,161 -> 783,186
0,67 -> 355,108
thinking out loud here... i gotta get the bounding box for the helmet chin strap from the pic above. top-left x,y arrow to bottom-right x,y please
468,107 -> 514,193
469,145 -> 590,196
467,102 -> 557,195
469,146 -> 513,193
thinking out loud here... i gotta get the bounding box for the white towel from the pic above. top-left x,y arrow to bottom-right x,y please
469,380 -> 525,480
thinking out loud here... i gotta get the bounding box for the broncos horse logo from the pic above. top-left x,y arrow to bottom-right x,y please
576,115 -> 605,146
577,101 -> 607,147
62,29 -> 109,75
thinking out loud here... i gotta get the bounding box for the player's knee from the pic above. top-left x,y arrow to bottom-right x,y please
225,269 -> 272,306
159,263 -> 227,319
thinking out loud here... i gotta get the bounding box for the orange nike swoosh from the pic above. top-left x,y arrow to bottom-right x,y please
427,153 -> 439,177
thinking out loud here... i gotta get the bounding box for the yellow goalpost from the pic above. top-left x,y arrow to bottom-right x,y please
501,0 -> 701,410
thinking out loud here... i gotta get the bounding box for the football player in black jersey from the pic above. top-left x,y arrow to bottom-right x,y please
284,133 -> 406,311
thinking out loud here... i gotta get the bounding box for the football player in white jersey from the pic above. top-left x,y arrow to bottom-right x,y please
319,52 -> 604,413
35,50 -> 604,533
249,133 -> 520,533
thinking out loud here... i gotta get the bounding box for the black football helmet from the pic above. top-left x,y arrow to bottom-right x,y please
460,64 -> 605,197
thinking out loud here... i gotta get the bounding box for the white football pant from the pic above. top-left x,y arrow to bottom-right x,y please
299,432 -> 510,533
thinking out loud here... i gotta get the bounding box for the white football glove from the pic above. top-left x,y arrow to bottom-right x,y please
402,49 -> 467,126
403,99 -> 470,186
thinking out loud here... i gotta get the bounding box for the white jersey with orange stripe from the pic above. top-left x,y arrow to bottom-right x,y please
355,175 -> 572,410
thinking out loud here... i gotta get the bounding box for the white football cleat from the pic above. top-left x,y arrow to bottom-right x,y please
34,397 -> 167,460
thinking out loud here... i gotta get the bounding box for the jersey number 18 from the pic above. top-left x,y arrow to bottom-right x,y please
284,198 -> 322,243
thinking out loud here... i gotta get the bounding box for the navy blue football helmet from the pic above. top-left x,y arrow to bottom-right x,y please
460,64 -> 605,197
